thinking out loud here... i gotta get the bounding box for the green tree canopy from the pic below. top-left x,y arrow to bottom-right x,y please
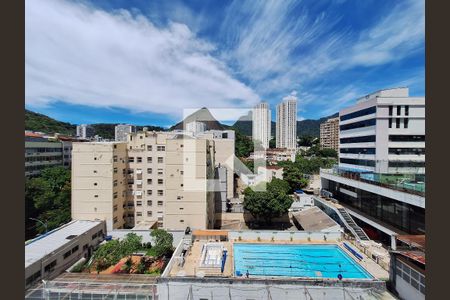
282,164 -> 309,193
150,229 -> 174,257
235,130 -> 254,158
243,179 -> 293,224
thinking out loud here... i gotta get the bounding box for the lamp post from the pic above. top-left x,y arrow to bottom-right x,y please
29,217 -> 48,234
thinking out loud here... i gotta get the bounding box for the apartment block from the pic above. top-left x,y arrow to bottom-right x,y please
320,117 -> 339,152
71,142 -> 129,231
276,98 -> 297,149
338,87 -> 425,174
25,133 -> 63,177
76,124 -> 95,139
252,102 -> 271,149
115,124 -> 136,142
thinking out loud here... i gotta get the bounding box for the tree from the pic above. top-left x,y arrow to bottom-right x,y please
150,229 -> 174,257
235,130 -> 254,158
282,165 -> 309,193
269,137 -> 276,148
25,166 -> 71,237
243,180 -> 293,224
318,148 -> 338,158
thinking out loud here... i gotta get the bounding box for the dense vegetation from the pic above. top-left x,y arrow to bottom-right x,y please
25,109 -> 165,138
235,130 -> 254,158
25,109 -> 76,135
243,179 -> 293,224
25,166 -> 72,239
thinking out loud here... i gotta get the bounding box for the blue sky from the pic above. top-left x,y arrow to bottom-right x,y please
25,0 -> 424,127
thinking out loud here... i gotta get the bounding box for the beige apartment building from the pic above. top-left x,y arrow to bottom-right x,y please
72,129 -> 229,231
320,117 -> 339,152
71,142 -> 129,231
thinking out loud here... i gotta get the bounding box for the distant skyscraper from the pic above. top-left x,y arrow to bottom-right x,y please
76,124 -> 95,139
252,102 -> 271,149
115,124 -> 136,142
276,98 -> 297,149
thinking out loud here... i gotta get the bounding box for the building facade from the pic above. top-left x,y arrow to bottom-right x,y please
320,117 -> 339,152
338,87 -> 425,174
185,121 -> 206,135
115,124 -> 136,142
252,102 -> 271,149
25,134 -> 63,177
276,98 -> 297,149
71,142 -> 129,231
76,124 -> 95,139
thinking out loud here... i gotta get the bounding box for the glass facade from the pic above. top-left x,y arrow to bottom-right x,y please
389,135 -> 425,142
340,118 -> 376,131
340,158 -> 376,167
340,135 -> 376,144
325,179 -> 425,234
340,148 -> 376,154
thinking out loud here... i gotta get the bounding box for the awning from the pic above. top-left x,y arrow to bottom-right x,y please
192,230 -> 228,236
396,235 -> 425,251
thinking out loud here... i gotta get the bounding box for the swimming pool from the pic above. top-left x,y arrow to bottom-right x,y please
233,244 -> 372,279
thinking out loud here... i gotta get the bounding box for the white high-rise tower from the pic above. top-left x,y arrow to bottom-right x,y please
252,102 -> 271,149
276,97 -> 297,149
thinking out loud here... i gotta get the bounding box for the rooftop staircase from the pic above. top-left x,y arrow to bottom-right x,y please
336,207 -> 370,241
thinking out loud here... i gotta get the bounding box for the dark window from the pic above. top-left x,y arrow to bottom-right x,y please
340,119 -> 376,131
340,135 -> 376,144
63,250 -> 71,259
83,244 -> 88,251
405,106 -> 409,116
340,106 -> 376,121
388,148 -> 425,155
404,118 -> 409,128
397,106 -> 401,115
92,233 -> 97,240
396,118 -> 400,128
340,148 -> 376,154
389,106 -> 393,116
339,158 -> 376,167
44,260 -> 57,272
72,245 -> 79,253
389,135 -> 425,142
388,161 -> 425,168
389,118 -> 392,128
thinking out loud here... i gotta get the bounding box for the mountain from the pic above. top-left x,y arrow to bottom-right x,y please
232,111 -> 339,138
25,109 -> 165,139
170,107 -> 225,131
25,109 -> 76,135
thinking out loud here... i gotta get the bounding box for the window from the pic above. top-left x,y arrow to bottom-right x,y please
94,157 -> 97,160
92,233 -> 97,240
147,211 -> 152,217
44,260 -> 57,273
405,105 -> 409,116
339,118 -> 376,131
158,169 -> 163,175
157,201 -> 163,206
83,244 -> 88,251
340,106 -> 376,121
396,118 -> 400,128
113,216 -> 118,223
72,245 -> 79,253
113,155 -> 118,162
128,157 -> 135,163
157,146 -> 165,151
340,148 -> 376,154
180,170 -> 184,175
113,180 -> 118,187
147,168 -> 152,174
388,161 -> 425,168
177,196 -> 182,200
94,195 -> 99,198
389,118 -> 392,128
158,179 -> 163,185
94,182 -> 98,186
136,212 -> 142,217
388,106 -> 393,116
179,207 -> 184,210
114,167 -> 118,174
180,220 -> 184,223
94,170 -> 97,174
157,190 -> 164,196
137,201 -> 142,206
339,158 -> 376,167
147,179 -> 153,184
389,135 -> 425,142
147,190 -> 153,195
98,230 -> 103,236
147,145 -> 152,151
114,144 -> 117,149
397,105 -> 401,115
404,118 -> 409,128
147,200 -> 152,206
63,250 -> 71,259
147,157 -> 152,163
114,204 -> 118,211
113,192 -> 118,199
158,157 -> 164,163
137,157 -> 142,163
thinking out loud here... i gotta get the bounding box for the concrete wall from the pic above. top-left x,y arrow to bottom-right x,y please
228,230 -> 341,242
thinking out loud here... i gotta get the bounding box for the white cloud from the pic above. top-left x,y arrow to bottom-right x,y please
25,0 -> 260,117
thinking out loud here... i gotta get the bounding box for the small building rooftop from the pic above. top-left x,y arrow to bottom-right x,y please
25,220 -> 103,268
292,207 -> 340,231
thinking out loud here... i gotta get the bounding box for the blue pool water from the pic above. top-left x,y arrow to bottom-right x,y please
233,244 -> 372,279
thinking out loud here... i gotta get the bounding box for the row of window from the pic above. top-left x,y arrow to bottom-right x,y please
340,148 -> 376,155
25,147 -> 62,153
340,106 -> 376,122
25,155 -> 62,162
389,105 -> 409,116
388,161 -> 425,168
136,200 -> 164,207
63,245 -> 80,259
388,135 -> 425,142
340,118 -> 376,131
340,158 -> 376,167
389,118 -> 409,128
128,157 -> 164,163
25,162 -> 62,172
396,259 -> 425,295
388,148 -> 425,155
340,135 -> 376,144
145,179 -> 164,184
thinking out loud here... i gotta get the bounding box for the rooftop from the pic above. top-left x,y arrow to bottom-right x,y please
25,220 -> 103,268
292,207 -> 340,231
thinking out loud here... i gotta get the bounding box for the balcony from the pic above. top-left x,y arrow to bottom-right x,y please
321,166 -> 425,196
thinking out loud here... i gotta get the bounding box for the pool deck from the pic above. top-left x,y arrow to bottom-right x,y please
168,239 -> 389,281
